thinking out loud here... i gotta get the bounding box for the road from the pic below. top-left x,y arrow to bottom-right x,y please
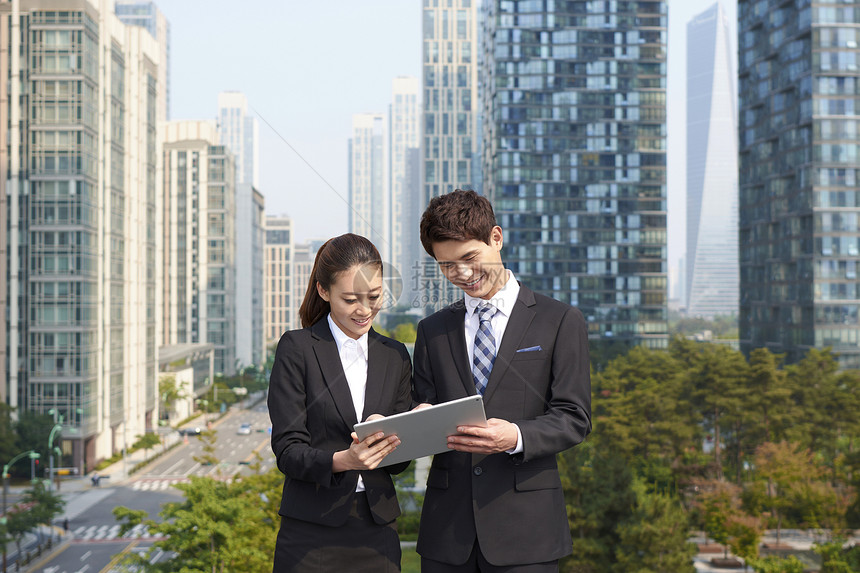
28,402 -> 274,573
136,402 -> 275,485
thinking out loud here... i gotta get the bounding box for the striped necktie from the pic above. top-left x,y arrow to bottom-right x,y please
472,302 -> 498,396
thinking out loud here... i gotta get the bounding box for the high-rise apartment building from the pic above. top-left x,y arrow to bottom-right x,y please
291,242 -> 312,332
290,241 -> 328,331
264,216 -> 293,343
421,0 -> 480,310
686,2 -> 739,318
389,77 -> 420,296
217,91 -> 259,188
161,121 -> 236,375
480,0 -> 669,348
217,92 -> 264,368
115,0 -> 169,122
233,185 -> 265,367
348,114 -> 387,250
1,0 -> 163,471
739,0 -> 860,367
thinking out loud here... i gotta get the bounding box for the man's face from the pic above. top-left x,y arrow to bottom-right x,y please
432,226 -> 507,300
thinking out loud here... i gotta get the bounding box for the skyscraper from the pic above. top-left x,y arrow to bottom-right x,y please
217,91 -> 259,188
115,0 -> 170,122
217,92 -> 264,368
421,0 -> 480,310
348,113 -> 386,250
480,0 -> 669,348
389,77 -> 420,294
161,121 -> 236,375
233,186 -> 265,367
1,0 -> 164,471
686,2 -> 739,319
739,0 -> 860,367
264,216 -> 293,342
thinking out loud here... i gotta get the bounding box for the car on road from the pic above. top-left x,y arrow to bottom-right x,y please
180,426 -> 202,436
237,423 -> 252,435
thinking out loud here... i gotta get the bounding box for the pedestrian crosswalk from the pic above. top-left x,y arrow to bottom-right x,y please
73,523 -> 159,541
129,476 -> 238,491
130,478 -> 188,491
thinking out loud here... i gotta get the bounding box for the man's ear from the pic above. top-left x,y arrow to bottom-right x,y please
316,282 -> 330,302
491,226 -> 504,250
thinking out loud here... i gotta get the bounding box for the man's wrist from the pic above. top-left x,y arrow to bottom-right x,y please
506,423 -> 524,455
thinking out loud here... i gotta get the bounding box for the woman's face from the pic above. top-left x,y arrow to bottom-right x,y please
318,264 -> 383,340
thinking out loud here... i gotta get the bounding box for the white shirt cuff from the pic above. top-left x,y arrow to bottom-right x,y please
506,424 -> 524,455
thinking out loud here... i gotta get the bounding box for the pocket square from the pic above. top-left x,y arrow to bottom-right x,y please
516,346 -> 542,353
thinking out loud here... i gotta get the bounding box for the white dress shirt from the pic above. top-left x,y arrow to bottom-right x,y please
327,314 -> 369,491
463,270 -> 524,454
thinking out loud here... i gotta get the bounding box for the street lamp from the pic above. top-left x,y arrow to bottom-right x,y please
3,450 -> 41,518
47,410 -> 64,492
2,450 -> 40,573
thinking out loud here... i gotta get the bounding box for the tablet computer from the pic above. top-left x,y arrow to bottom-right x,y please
354,395 -> 487,467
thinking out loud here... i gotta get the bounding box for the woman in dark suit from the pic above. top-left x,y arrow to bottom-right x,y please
268,233 -> 412,572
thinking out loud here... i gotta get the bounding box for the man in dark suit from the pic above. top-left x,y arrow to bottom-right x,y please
413,190 -> 592,572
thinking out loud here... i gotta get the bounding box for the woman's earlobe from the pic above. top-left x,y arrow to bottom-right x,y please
316,282 -> 330,302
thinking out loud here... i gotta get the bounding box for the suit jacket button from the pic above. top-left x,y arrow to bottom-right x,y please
473,466 -> 483,476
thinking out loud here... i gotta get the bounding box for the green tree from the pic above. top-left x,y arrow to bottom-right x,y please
392,322 -> 417,343
790,476 -> 855,538
684,344 -> 749,481
136,432 -> 163,461
614,480 -> 697,573
159,375 -> 187,424
813,540 -> 856,573
753,441 -> 817,545
696,480 -> 743,559
4,480 -> 66,554
747,555 -> 805,573
4,505 -> 36,560
22,480 -> 65,549
725,513 -> 763,565
560,441 -> 637,573
593,345 -> 698,476
746,349 -> 793,444
114,468 -> 282,572
730,349 -> 794,486
12,411 -> 53,478
374,325 -> 392,337
193,429 -> 220,468
784,349 -> 842,460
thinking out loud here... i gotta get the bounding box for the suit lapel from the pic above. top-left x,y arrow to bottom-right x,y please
446,301 -> 476,397
483,285 -> 536,404
311,320 -> 359,428
362,329 -> 390,419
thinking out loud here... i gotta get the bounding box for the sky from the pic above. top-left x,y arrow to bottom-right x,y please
166,0 -> 738,297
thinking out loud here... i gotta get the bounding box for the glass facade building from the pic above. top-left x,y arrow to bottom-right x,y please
348,114 -> 387,250
686,2 -> 739,318
389,77 -> 421,295
217,91 -> 259,188
738,0 -> 860,368
115,1 -> 169,123
480,0 -> 669,348
421,0 -> 480,311
2,1 -> 162,472
264,216 -> 294,342
217,92 -> 264,368
161,121 -> 236,376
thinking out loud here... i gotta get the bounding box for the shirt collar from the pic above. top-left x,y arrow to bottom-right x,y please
326,314 -> 369,359
465,270 -> 520,319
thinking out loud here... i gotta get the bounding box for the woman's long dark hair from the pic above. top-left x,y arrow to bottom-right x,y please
299,233 -> 383,328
